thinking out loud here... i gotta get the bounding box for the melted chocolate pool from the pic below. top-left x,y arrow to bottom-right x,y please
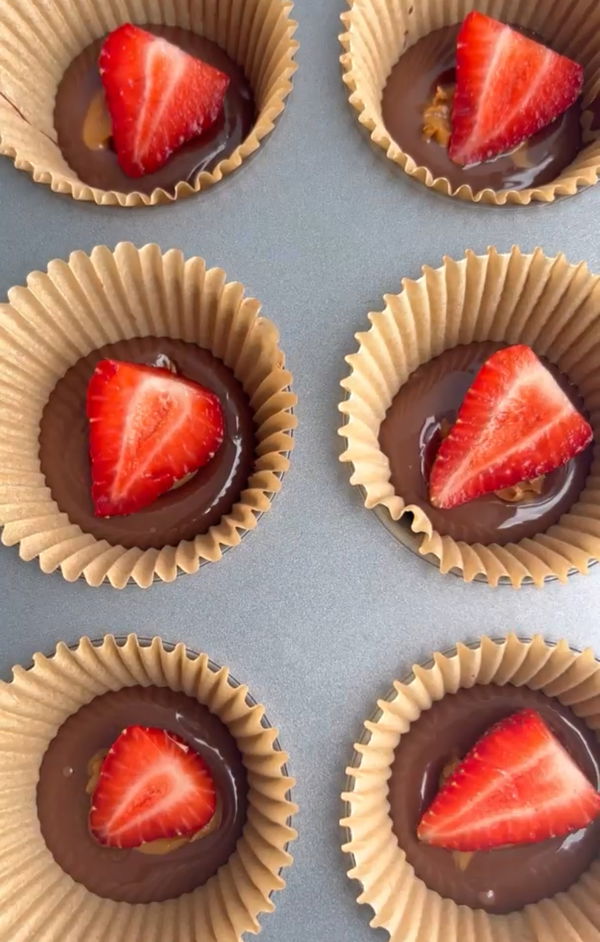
54,25 -> 256,194
381,24 -> 582,191
37,685 -> 248,903
38,337 -> 256,550
389,684 -> 600,913
378,342 -> 592,545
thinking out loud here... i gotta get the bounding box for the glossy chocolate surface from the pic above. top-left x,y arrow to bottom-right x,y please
38,337 -> 256,550
381,24 -> 582,191
54,25 -> 256,194
378,342 -> 592,545
37,685 -> 248,903
389,684 -> 600,913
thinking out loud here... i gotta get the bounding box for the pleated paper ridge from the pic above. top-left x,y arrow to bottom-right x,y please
339,0 -> 600,205
0,242 -> 297,587
0,0 -> 298,207
341,634 -> 600,942
338,247 -> 600,586
0,634 -> 296,942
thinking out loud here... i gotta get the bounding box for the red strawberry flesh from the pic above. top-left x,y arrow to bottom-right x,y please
90,725 -> 217,848
429,344 -> 593,510
418,708 -> 600,851
99,23 -> 230,177
449,12 -> 584,166
87,359 -> 225,517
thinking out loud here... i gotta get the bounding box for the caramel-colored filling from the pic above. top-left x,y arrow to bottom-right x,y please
82,90 -> 112,150
495,476 -> 545,503
422,85 -> 454,146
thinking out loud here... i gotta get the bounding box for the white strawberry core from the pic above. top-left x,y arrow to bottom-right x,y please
102,739 -> 200,839
133,39 -> 186,170
112,375 -> 198,500
458,26 -> 556,160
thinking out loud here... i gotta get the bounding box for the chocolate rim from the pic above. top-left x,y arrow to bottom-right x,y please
338,0 -> 600,205
0,634 -> 297,941
338,247 -> 600,587
341,634 -> 600,937
0,0 -> 298,207
0,242 -> 297,588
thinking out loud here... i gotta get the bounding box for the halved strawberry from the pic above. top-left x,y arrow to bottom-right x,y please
87,359 -> 224,517
429,345 -> 592,510
99,23 -> 230,177
90,725 -> 217,848
418,709 -> 600,851
449,12 -> 584,166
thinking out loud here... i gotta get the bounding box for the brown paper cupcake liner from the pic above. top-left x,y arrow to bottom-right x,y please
0,242 -> 297,588
0,633 -> 296,942
0,0 -> 297,207
338,246 -> 600,587
341,633 -> 600,941
339,0 -> 600,204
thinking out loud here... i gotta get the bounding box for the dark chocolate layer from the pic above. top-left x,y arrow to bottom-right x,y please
38,337 -> 256,550
378,342 -> 592,544
389,684 -> 600,913
37,685 -> 248,903
381,24 -> 582,191
54,25 -> 256,194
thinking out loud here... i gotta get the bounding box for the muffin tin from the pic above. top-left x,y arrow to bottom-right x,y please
2,1 -> 600,941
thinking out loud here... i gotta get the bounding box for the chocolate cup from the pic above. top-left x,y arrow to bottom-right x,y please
54,27 -> 257,197
0,0 -> 297,207
341,635 -> 600,940
0,634 -> 296,942
339,0 -> 600,204
0,243 -> 297,588
339,247 -> 600,586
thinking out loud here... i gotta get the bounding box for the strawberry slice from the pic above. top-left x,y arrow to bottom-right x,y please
429,345 -> 592,510
99,23 -> 230,177
87,359 -> 224,517
418,708 -> 600,851
90,725 -> 217,848
449,12 -> 584,166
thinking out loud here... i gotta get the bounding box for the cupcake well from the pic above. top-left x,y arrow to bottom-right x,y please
0,0 -> 298,207
0,242 -> 296,588
0,634 -> 296,942
338,247 -> 600,587
341,634 -> 600,942
339,0 -> 600,204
